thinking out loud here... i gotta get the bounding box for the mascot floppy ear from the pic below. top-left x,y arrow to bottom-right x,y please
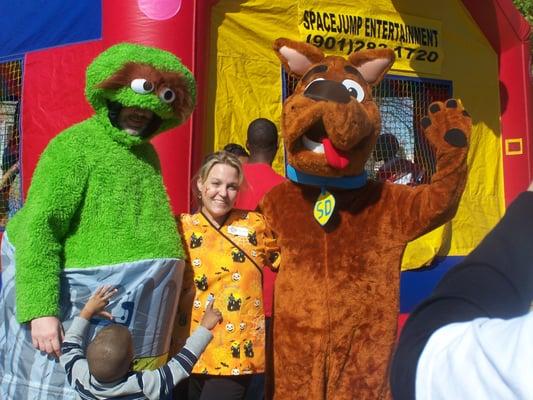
273,38 -> 325,77
348,49 -> 395,86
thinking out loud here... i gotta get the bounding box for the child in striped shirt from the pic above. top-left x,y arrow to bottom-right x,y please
60,286 -> 222,400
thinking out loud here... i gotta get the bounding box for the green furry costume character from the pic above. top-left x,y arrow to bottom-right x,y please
0,43 -> 195,399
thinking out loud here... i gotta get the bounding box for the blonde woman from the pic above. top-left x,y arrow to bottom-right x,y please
172,151 -> 280,400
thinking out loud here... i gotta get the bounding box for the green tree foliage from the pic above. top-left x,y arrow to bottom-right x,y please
513,0 -> 533,25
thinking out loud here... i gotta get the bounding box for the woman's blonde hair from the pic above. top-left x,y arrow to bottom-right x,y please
192,151 -> 244,200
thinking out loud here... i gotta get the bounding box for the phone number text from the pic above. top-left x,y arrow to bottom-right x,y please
306,34 -> 439,62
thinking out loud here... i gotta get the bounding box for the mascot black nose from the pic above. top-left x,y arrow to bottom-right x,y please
304,79 -> 351,104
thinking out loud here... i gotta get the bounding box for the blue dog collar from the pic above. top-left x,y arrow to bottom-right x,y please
286,164 -> 368,190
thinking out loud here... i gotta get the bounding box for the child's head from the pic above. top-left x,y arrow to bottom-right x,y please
86,324 -> 134,382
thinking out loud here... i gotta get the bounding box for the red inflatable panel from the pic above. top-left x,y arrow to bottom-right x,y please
102,0 -> 196,214
22,43 -> 102,196
22,0 -> 199,214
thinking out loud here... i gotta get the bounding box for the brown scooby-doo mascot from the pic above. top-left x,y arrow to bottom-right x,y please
261,38 -> 471,399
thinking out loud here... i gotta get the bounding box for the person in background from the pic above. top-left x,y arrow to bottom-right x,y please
60,286 -> 222,400
233,118 -> 285,400
0,118 -> 20,227
373,133 -> 425,185
390,181 -> 533,399
224,143 -> 249,165
235,118 -> 284,211
173,151 -> 280,400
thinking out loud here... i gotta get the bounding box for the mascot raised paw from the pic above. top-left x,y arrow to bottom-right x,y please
0,43 -> 195,399
260,38 -> 471,400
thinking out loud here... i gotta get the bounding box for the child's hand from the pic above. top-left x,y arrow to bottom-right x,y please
80,285 -> 117,321
200,300 -> 222,330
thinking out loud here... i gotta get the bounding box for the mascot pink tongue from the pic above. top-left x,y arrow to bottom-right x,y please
323,138 -> 349,169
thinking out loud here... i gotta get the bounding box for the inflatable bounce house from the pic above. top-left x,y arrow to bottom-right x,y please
0,0 -> 531,337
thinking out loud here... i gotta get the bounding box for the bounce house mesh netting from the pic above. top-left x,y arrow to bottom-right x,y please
0,60 -> 22,229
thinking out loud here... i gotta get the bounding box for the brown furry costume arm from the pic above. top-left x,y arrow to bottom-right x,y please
387,99 -> 471,242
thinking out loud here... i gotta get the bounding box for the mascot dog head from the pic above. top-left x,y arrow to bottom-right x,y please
85,43 -> 196,146
274,38 -> 395,177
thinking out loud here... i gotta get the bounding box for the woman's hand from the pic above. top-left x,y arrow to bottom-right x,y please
30,316 -> 64,358
80,285 -> 117,321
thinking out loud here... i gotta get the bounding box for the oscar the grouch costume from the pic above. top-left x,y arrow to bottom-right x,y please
0,43 -> 195,399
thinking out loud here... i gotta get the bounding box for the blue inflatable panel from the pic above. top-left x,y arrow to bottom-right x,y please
0,0 -> 101,59
400,256 -> 464,313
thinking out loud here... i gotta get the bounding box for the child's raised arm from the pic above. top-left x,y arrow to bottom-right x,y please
79,285 -> 117,321
200,299 -> 223,330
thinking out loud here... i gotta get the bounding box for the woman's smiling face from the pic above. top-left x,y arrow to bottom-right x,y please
197,163 -> 241,226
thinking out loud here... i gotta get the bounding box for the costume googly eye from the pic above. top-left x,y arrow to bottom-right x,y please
304,77 -> 325,91
159,88 -> 176,103
130,79 -> 154,94
342,79 -> 365,102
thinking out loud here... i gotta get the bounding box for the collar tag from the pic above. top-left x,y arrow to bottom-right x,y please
313,189 -> 336,226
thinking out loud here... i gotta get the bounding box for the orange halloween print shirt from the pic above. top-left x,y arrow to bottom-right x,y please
172,210 -> 280,376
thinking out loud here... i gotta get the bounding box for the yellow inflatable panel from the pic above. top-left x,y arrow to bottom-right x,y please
207,0 -> 505,269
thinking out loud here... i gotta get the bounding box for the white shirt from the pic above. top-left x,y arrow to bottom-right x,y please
416,312 -> 533,399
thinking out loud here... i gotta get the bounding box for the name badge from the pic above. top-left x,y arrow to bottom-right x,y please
228,225 -> 249,237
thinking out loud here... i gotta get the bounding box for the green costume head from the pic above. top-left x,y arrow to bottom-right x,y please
86,42 -> 196,145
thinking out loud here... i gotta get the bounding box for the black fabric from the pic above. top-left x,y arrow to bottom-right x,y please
390,191 -> 533,399
187,374 -> 253,400
172,376 -> 189,399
